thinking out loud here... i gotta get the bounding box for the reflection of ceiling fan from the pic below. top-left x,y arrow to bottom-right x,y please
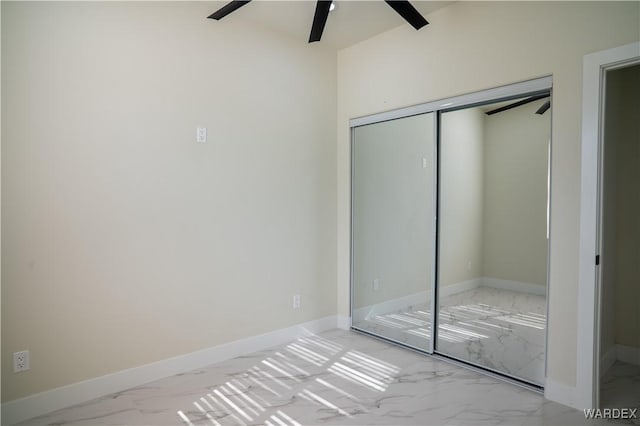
485,94 -> 551,116
208,0 -> 429,43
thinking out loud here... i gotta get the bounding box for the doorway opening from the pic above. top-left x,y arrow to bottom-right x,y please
598,62 -> 640,411
578,41 -> 640,410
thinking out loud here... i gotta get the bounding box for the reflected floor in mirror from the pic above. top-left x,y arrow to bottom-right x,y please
353,287 -> 546,386
19,329 -> 604,426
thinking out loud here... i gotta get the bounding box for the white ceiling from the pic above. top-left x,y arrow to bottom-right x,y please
206,0 -> 453,50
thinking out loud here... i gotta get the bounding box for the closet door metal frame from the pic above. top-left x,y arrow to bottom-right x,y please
349,75 -> 553,386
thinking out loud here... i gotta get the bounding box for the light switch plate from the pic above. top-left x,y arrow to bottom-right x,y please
196,127 -> 207,143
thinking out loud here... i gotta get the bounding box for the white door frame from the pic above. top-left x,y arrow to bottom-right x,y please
577,41 -> 640,410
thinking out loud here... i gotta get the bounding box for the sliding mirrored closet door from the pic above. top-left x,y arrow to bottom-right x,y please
437,97 -> 550,386
351,113 -> 436,352
350,77 -> 551,388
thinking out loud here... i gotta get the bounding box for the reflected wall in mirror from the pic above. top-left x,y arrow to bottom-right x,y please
437,96 -> 550,386
352,113 -> 435,351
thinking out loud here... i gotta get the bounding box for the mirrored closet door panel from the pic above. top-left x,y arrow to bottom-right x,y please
437,97 -> 550,386
352,113 -> 436,352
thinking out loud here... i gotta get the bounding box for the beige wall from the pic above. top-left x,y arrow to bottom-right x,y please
337,1 -> 640,388
440,108 -> 485,286
352,114 -> 435,308
603,65 -> 640,353
1,2 -> 337,402
483,101 -> 550,287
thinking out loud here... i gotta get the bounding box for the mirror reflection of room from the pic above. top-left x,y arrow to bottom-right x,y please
437,95 -> 551,386
351,113 -> 435,351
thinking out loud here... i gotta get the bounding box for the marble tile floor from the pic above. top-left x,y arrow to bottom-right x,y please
600,361 -> 640,425
18,329 -> 610,426
353,287 -> 546,386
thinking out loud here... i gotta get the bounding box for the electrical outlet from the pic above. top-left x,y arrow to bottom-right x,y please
293,294 -> 301,309
372,278 -> 380,292
13,350 -> 30,373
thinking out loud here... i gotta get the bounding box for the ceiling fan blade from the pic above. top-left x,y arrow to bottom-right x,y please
485,94 -> 549,116
384,1 -> 429,30
536,100 -> 551,115
208,0 -> 252,20
309,1 -> 332,43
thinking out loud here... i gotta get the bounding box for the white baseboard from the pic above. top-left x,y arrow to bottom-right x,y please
616,344 -> 640,366
600,345 -> 617,377
337,315 -> 351,330
545,378 -> 577,409
353,290 -> 429,322
443,277 -> 545,297
481,277 -> 547,296
1,315 -> 341,426
352,278 -> 486,322
546,344 -> 640,412
351,277 -> 545,323
441,278 -> 482,297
